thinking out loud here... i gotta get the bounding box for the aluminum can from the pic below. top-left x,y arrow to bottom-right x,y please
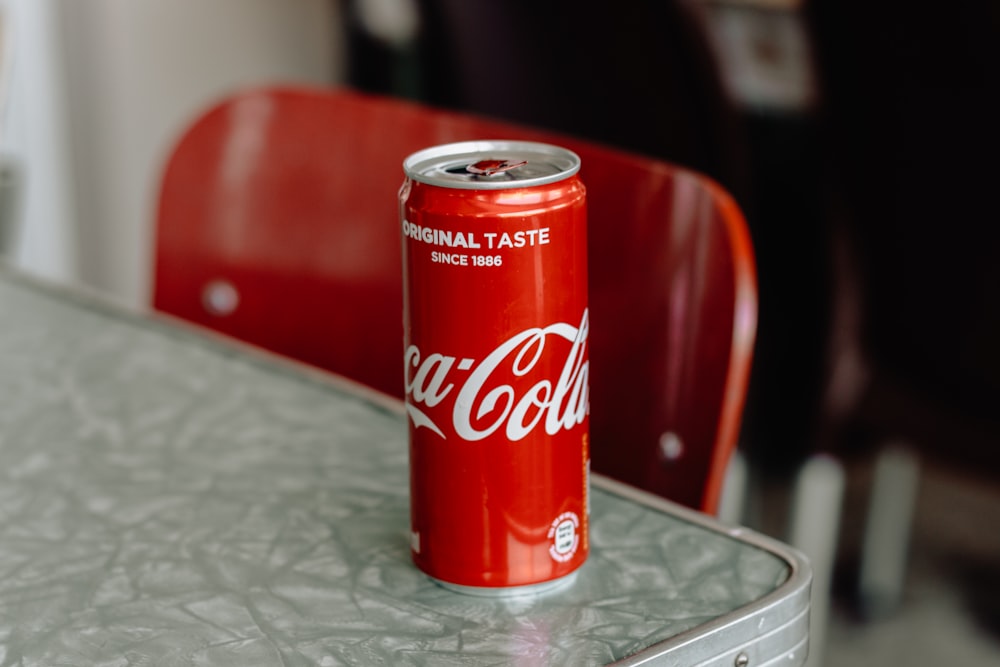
400,140 -> 589,595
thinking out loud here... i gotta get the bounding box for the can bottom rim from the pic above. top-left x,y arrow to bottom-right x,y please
431,570 -> 579,598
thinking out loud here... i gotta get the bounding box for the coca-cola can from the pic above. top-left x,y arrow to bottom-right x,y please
400,140 -> 589,595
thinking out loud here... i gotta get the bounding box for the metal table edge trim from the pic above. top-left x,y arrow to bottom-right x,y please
594,475 -> 813,666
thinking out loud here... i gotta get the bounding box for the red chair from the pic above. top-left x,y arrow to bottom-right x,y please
153,86 -> 757,514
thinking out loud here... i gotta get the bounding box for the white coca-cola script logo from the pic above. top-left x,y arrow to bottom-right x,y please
405,309 -> 589,442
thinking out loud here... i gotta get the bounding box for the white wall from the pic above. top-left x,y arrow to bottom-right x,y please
2,0 -> 344,307
0,0 -> 79,280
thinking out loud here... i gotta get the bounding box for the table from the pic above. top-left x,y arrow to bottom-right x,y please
0,267 -> 810,666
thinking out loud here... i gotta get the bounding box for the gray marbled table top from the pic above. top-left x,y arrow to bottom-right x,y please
0,270 -> 805,666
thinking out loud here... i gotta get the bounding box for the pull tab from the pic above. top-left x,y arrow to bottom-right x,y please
466,159 -> 528,177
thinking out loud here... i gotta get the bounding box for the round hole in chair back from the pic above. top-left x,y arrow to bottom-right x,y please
659,432 -> 685,463
202,279 -> 240,317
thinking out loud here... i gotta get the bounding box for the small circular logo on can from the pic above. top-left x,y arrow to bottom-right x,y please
548,512 -> 580,562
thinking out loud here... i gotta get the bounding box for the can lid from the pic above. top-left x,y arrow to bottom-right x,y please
403,140 -> 580,190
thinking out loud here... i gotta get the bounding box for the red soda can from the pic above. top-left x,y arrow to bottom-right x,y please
400,140 -> 589,594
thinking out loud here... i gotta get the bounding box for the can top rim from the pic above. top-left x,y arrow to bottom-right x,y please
402,140 -> 581,190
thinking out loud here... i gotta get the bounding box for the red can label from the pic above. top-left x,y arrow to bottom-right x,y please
400,141 -> 589,592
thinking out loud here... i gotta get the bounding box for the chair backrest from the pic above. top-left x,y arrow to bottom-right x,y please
153,86 -> 757,514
